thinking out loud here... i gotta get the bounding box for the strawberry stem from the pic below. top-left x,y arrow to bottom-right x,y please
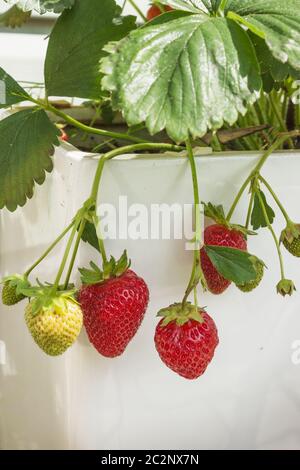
258,175 -> 292,225
219,0 -> 229,13
182,137 -> 206,309
90,156 -> 108,264
245,189 -> 255,229
25,220 -> 74,277
53,221 -> 80,291
269,92 -> 294,149
63,218 -> 87,290
26,95 -> 147,145
128,0 -> 147,20
226,131 -> 300,222
257,190 -> 285,280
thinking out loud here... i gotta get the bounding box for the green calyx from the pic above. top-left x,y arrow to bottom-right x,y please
203,202 -> 256,237
157,302 -> 205,327
79,250 -> 131,285
276,279 -> 296,297
237,258 -> 265,293
280,223 -> 300,257
20,284 -> 78,316
1,274 -> 30,306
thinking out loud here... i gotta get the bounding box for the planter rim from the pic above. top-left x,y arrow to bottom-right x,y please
60,142 -> 300,163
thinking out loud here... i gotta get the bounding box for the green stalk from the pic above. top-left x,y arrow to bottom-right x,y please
182,137 -> 205,308
245,189 -> 255,229
27,96 -> 147,145
63,219 -> 87,290
210,132 -> 222,152
53,222 -> 80,290
121,0 -> 127,11
258,175 -> 292,224
226,132 -> 299,221
295,102 -> 300,129
90,155 -> 108,264
269,92 -> 294,149
25,221 -> 74,277
254,99 -> 267,125
128,0 -> 147,20
257,190 -> 285,280
219,0 -> 229,10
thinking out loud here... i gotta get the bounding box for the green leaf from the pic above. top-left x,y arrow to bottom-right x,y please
4,0 -> 75,13
102,15 -> 261,143
0,67 -> 29,108
80,221 -> 100,253
79,251 -> 130,285
203,202 -> 226,224
205,245 -> 257,284
251,189 -> 275,230
226,0 -> 300,71
0,109 -> 60,211
44,0 -> 136,100
202,201 -> 256,236
249,32 -> 300,85
1,274 -> 31,295
79,262 -> 103,285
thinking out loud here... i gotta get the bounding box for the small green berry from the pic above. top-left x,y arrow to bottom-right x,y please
276,279 -> 296,297
282,236 -> 300,258
237,261 -> 264,293
281,223 -> 300,258
2,281 -> 25,306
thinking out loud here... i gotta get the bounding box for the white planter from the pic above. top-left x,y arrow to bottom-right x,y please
1,145 -> 300,450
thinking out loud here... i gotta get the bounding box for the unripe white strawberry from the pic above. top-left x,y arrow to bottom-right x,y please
25,294 -> 83,356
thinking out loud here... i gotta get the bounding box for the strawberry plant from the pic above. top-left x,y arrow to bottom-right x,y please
1,0 -> 300,379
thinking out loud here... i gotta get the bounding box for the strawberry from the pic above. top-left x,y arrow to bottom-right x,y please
146,4 -> 173,21
237,259 -> 264,292
25,290 -> 83,356
155,303 -> 219,380
200,203 -> 249,294
281,223 -> 300,258
60,128 -> 69,142
276,279 -> 296,297
1,274 -> 30,306
2,281 -> 25,305
201,224 -> 247,294
79,252 -> 149,358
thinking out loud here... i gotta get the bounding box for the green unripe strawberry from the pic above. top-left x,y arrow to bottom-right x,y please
1,274 -> 30,306
282,236 -> 300,257
281,223 -> 300,258
25,295 -> 83,356
238,261 -> 264,293
2,281 -> 25,305
276,279 -> 296,297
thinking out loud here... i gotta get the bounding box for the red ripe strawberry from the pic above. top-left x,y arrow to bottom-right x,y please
146,4 -> 173,21
60,129 -> 68,142
201,224 -> 247,294
79,255 -> 149,357
155,303 -> 219,380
